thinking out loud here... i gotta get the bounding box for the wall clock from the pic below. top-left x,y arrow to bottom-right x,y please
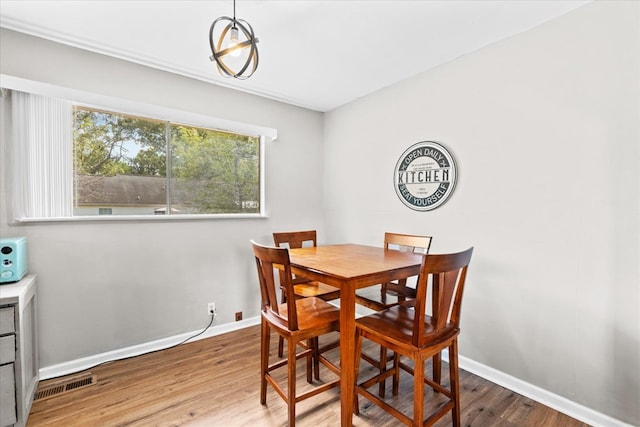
393,141 -> 457,211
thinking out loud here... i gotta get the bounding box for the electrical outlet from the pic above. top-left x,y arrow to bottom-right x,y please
208,302 -> 216,317
235,311 -> 243,321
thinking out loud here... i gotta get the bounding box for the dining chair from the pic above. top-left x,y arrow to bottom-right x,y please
273,230 -> 340,362
354,247 -> 474,427
251,241 -> 341,427
355,232 -> 432,397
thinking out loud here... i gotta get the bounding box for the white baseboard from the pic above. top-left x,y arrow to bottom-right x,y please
40,320 -> 633,427
39,316 -> 261,381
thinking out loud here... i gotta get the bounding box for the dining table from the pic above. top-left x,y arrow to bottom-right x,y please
288,243 -> 424,426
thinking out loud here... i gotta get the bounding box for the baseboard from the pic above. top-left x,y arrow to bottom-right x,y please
40,319 -> 632,427
447,349 -> 634,427
39,316 -> 261,381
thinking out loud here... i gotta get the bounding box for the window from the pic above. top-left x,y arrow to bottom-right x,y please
4,76 -> 277,221
73,107 -> 261,216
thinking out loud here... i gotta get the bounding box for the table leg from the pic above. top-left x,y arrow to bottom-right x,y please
340,283 -> 356,427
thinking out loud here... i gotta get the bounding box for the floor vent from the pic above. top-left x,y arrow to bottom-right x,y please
34,373 -> 97,401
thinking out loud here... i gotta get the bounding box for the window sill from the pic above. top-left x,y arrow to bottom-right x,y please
13,213 -> 268,224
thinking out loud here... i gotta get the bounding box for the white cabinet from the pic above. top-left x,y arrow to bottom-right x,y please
0,275 -> 38,427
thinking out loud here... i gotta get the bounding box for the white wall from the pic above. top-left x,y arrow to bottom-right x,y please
324,1 -> 639,425
0,29 -> 326,366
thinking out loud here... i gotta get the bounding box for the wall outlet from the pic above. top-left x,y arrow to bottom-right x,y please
208,302 -> 216,317
235,311 -> 243,321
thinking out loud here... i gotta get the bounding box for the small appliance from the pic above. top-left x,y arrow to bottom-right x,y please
0,236 -> 28,284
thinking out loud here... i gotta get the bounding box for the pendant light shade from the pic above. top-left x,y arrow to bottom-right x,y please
209,0 -> 259,79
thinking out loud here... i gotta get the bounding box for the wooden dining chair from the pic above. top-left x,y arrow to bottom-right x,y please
355,232 -> 432,397
354,247 -> 474,427
251,241 -> 341,427
273,230 -> 341,361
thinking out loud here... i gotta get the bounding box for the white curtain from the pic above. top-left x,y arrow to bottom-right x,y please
11,91 -> 72,219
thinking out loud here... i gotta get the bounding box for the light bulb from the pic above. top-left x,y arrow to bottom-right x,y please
229,26 -> 241,57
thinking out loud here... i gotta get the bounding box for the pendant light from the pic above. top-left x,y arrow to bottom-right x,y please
208,0 -> 259,79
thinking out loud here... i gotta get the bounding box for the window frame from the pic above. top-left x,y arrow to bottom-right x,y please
2,75 -> 277,222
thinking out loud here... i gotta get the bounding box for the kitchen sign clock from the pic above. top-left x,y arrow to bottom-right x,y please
394,141 -> 457,211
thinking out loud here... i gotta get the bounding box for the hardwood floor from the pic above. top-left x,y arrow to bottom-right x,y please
27,325 -> 590,427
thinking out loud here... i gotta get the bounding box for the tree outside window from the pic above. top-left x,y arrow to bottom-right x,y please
73,107 -> 260,216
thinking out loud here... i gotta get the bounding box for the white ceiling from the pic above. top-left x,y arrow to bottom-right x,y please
0,0 -> 589,112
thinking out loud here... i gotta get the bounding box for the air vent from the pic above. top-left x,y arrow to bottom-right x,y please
34,373 -> 97,401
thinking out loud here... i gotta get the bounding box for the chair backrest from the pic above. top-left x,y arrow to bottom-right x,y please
251,240 -> 299,331
273,230 -> 317,249
384,232 -> 432,255
383,233 -> 432,289
412,247 -> 474,348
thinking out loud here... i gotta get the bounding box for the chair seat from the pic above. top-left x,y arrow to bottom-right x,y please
293,280 -> 341,299
267,297 -> 341,333
356,305 -> 457,351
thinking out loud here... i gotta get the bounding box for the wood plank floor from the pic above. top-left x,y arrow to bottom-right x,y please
27,325 -> 591,427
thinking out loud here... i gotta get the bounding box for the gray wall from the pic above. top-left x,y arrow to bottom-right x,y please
323,1 -> 639,425
0,29 -> 326,365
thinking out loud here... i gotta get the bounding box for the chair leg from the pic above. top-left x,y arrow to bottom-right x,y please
354,330 -> 364,416
306,339 -> 313,383
413,355 -> 425,427
287,336 -> 297,427
278,336 -> 285,358
378,344 -> 387,397
313,337 -> 321,380
432,352 -> 442,386
260,319 -> 270,405
278,291 -> 287,358
449,340 -> 461,427
392,352 -> 400,396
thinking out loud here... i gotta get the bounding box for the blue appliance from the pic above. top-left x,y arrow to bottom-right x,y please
0,237 -> 28,284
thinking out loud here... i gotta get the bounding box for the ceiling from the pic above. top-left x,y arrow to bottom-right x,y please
0,0 -> 589,112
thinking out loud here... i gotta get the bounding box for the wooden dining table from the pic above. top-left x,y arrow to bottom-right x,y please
288,243 -> 424,426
